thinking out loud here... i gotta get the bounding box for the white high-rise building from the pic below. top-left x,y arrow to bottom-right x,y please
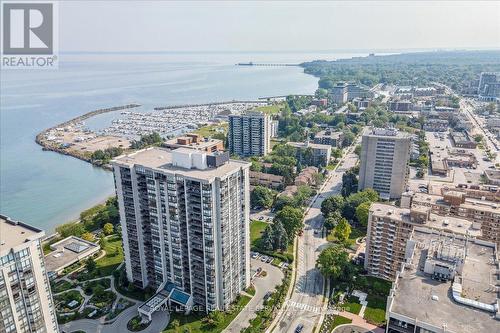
112,148 -> 250,313
0,215 -> 59,333
358,128 -> 411,199
228,111 -> 271,157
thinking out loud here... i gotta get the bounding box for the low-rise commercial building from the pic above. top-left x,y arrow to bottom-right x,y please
164,133 -> 224,153
450,131 -> 477,149
423,119 -> 448,132
44,236 -> 100,278
485,169 -> 500,185
388,100 -> 413,112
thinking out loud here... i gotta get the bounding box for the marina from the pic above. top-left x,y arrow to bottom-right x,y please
99,101 -> 268,139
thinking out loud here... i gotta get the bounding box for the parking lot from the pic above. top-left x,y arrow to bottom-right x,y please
250,251 -> 290,271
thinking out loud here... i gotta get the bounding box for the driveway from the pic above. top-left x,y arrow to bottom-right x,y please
59,304 -> 170,333
224,260 -> 284,333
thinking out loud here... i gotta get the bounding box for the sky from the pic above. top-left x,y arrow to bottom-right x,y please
60,1 -> 500,53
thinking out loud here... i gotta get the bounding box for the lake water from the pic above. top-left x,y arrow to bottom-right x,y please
0,51 -> 364,232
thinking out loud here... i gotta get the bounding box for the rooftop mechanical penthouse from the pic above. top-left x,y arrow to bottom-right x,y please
111,148 -> 251,316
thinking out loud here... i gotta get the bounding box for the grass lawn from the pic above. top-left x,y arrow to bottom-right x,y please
254,103 -> 285,115
163,295 -> 251,333
194,123 -> 228,138
364,295 -> 387,325
327,226 -> 366,246
51,280 -> 75,294
96,235 -> 124,275
343,296 -> 362,315
332,315 -> 352,328
250,220 -> 268,247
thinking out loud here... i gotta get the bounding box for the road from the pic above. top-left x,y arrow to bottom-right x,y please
59,304 -> 169,333
460,99 -> 499,164
225,260 -> 284,333
272,141 -> 360,333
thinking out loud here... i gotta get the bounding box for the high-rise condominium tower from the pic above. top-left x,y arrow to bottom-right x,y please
228,111 -> 271,157
112,148 -> 250,312
0,215 -> 59,333
358,128 -> 411,199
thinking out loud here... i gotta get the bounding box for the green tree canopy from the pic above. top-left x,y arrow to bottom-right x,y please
321,195 -> 345,217
334,218 -> 352,243
316,245 -> 350,279
274,206 -> 304,242
355,201 -> 371,227
251,186 -> 276,209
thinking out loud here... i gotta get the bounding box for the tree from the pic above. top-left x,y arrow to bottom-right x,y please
56,222 -> 85,238
334,218 -> 351,243
204,310 -> 223,327
474,134 -> 484,143
343,189 -> 379,220
81,232 -> 94,242
273,195 -> 294,211
260,221 -> 288,251
321,195 -> 345,217
274,206 -> 304,242
341,168 -> 358,197
251,186 -> 276,209
103,223 -> 114,235
99,237 -> 108,249
324,211 -> 341,231
171,319 -> 181,333
85,258 -> 96,273
316,245 -> 350,279
355,201 -> 371,227
293,185 -> 313,207
354,144 -> 362,157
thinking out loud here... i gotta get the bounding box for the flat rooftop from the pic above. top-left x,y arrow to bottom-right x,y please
112,147 -> 250,181
0,215 -> 44,255
287,141 -> 331,150
370,203 -> 480,237
389,229 -> 499,333
44,236 -> 100,273
315,130 -> 342,139
164,136 -> 222,149
363,127 -> 411,139
412,192 -> 499,214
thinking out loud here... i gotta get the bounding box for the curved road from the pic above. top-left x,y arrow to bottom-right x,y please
59,304 -> 169,333
225,260 -> 284,333
273,142 -> 360,333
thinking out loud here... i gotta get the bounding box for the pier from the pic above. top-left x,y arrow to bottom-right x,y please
236,62 -> 300,67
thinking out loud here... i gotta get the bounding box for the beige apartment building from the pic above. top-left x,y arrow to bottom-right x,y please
0,215 -> 59,333
358,128 -> 411,199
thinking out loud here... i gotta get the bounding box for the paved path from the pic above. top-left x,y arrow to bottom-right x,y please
270,138 -> 361,333
60,304 -> 169,333
336,312 -> 384,333
225,260 -> 284,333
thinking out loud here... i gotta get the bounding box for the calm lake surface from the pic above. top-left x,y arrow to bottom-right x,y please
0,51 -> 364,232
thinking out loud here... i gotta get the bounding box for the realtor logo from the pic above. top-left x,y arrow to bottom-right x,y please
1,1 -> 58,68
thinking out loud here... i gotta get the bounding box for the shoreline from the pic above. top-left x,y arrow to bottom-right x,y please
35,104 -> 141,167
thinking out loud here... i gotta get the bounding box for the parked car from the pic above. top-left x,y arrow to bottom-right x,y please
295,324 -> 304,333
